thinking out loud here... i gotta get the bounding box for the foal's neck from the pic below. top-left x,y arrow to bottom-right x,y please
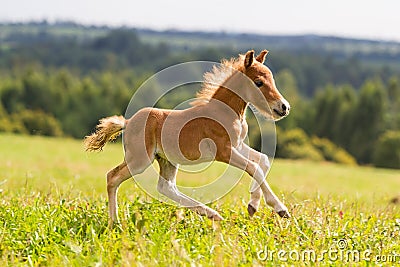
211,87 -> 247,119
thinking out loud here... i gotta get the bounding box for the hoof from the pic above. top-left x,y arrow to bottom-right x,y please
208,212 -> 224,221
247,204 -> 257,217
277,210 -> 291,218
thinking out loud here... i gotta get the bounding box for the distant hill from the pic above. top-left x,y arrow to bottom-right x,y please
1,21 -> 400,65
1,21 -> 399,96
137,28 -> 400,54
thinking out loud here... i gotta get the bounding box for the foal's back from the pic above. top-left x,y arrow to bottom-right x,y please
124,104 -> 239,165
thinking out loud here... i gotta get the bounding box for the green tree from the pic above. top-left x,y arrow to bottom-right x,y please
276,128 -> 323,161
0,79 -> 23,113
0,102 -> 13,132
373,131 -> 400,169
311,136 -> 356,165
387,77 -> 400,130
275,69 -> 303,130
311,85 -> 339,139
332,85 -> 357,149
14,110 -> 63,136
349,79 -> 387,163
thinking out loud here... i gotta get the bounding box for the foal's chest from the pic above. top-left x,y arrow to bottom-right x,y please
231,118 -> 248,148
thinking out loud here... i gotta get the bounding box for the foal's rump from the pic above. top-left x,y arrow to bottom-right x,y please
123,107 -> 159,168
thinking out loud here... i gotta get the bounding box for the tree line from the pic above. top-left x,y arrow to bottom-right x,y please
1,65 -> 399,168
0,29 -> 399,168
1,28 -> 399,96
273,71 -> 400,168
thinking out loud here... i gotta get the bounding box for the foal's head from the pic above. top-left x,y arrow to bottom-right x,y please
241,50 -> 290,121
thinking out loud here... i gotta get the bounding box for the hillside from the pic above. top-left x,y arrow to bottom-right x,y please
2,21 -> 400,66
0,21 -> 399,168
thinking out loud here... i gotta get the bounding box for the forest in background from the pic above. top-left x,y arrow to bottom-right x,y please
0,21 -> 399,168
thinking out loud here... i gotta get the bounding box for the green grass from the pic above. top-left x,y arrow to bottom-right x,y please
0,133 -> 399,266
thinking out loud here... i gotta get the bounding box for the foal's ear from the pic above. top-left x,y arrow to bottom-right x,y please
244,50 -> 255,68
256,50 -> 269,64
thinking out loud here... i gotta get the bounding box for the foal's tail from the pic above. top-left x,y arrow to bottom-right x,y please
84,115 -> 126,152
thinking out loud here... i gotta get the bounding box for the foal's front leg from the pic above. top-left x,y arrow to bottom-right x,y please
156,156 -> 223,220
230,148 -> 290,218
237,144 -> 269,216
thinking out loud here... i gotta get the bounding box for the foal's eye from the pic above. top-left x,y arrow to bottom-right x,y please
254,80 -> 263,87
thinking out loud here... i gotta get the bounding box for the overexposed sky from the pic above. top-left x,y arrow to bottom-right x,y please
1,0 -> 400,41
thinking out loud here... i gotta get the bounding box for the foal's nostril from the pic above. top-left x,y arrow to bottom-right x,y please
282,103 -> 287,112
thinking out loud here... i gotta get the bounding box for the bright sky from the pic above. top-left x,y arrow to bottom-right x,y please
1,0 -> 400,42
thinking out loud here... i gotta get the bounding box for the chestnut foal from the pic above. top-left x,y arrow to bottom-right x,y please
84,50 -> 290,224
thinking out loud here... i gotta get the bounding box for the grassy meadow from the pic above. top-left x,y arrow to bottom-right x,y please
0,133 -> 399,266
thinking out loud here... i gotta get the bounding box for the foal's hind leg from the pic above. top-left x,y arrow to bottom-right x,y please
156,156 -> 223,220
107,162 -> 132,224
107,153 -> 154,225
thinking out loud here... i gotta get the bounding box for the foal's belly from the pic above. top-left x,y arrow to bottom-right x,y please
156,116 -> 232,164
157,126 -> 219,165
152,107 -> 246,165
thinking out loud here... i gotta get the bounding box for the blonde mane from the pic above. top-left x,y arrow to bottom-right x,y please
191,54 -> 245,106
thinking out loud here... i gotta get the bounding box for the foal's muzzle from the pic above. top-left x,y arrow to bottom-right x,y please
272,99 -> 290,119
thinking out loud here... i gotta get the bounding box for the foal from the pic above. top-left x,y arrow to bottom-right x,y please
84,50 -> 290,223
